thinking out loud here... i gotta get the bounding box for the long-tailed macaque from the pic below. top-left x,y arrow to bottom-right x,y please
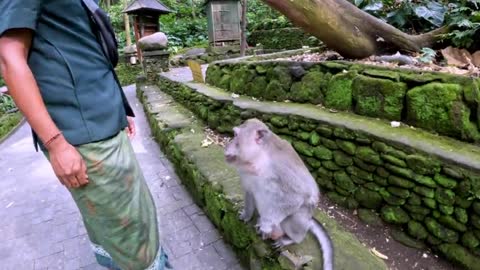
224,118 -> 334,270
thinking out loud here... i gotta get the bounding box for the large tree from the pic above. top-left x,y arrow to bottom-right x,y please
261,0 -> 449,59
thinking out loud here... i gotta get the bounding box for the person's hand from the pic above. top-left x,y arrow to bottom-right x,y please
47,136 -> 89,189
126,116 -> 136,139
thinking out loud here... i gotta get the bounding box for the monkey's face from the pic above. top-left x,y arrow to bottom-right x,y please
224,121 -> 269,167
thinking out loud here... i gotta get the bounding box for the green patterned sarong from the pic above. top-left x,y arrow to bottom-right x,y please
45,130 -> 171,270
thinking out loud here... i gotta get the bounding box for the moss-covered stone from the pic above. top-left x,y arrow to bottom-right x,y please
327,191 -> 348,207
406,82 -> 479,141
313,146 -> 333,160
321,137 -> 339,150
407,193 -> 422,206
381,154 -> 407,168
347,166 -> 374,182
373,175 -> 389,186
265,80 -> 289,101
289,71 -> 327,104
337,140 -> 356,155
270,116 -> 289,127
436,188 -> 456,206
406,155 -> 441,175
306,157 -> 322,169
376,167 -> 390,178
316,125 -> 332,137
427,234 -> 443,246
422,198 -> 437,209
413,175 -> 437,188
425,217 -> 459,243
372,141 -> 389,153
408,220 -> 428,240
455,208 -> 469,224
439,215 -> 467,232
324,71 -> 355,110
456,197 -> 473,208
317,168 -> 335,190
472,215 -> 480,230
219,74 -> 232,90
352,75 -> 407,120
358,208 -> 383,226
380,205 -> 410,224
391,229 -> 426,249
323,161 -> 342,171
353,157 -> 377,172
379,189 -> 406,206
333,127 -> 356,140
334,171 -> 356,193
267,65 -> 293,91
439,204 -> 455,215
333,151 -> 354,167
462,231 -> 480,249
473,201 -> 480,216
438,243 -> 480,270
356,147 -> 382,166
404,204 -> 431,216
388,175 -> 415,189
385,164 -> 415,180
249,76 -> 269,98
230,66 -> 256,94
309,131 -> 321,146
292,141 -> 314,157
387,187 -> 410,199
364,182 -> 382,192
297,132 -> 311,141
433,174 -> 458,189
444,166 -> 464,179
205,65 -> 223,85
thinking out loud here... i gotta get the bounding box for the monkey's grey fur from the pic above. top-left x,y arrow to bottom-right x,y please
224,118 -> 334,270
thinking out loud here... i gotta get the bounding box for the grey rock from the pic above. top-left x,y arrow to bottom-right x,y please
138,32 -> 168,51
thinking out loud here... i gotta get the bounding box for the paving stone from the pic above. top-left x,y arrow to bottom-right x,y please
0,84 -> 243,270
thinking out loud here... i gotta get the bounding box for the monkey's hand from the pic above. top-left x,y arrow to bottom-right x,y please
239,208 -> 253,222
256,221 -> 275,240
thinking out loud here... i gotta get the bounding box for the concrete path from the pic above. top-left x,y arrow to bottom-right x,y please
0,85 -> 243,270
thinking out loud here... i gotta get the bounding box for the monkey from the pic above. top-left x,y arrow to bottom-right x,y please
224,118 -> 334,270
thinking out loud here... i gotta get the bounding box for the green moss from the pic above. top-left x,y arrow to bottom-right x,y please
374,175 -> 389,186
323,161 -> 342,171
422,198 -> 437,209
404,204 -> 431,216
334,171 -> 356,193
310,131 -> 321,146
249,76 -> 269,97
327,191 -> 348,207
316,125 -> 333,137
0,112 -> 22,141
388,175 -> 415,189
456,197 -> 473,209
436,188 -> 456,206
265,80 -> 289,101
439,204 -> 454,215
413,175 -> 437,188
352,75 -> 407,120
333,151 -> 354,167
337,140 -> 356,155
425,217 -> 459,243
297,132 -> 311,141
438,215 -> 467,232
472,215 -> 480,230
270,116 -> 289,127
363,69 -> 399,81
333,127 -> 356,140
444,166 -> 464,179
347,166 -> 374,181
219,74 -> 232,90
313,146 -> 333,160
321,137 -> 339,150
462,231 -> 480,249
380,205 -> 410,224
324,71 -> 355,110
354,187 -> 383,209
292,141 -> 313,157
408,193 -> 422,206
391,229 -> 426,250
406,82 -> 479,141
358,208 -> 383,226
306,157 -> 322,169
455,208 -> 469,224
379,189 -> 406,206
317,168 -> 335,190
406,154 -> 441,175
205,65 -> 223,86
289,71 -> 328,104
434,174 -> 458,189
381,154 -> 407,167
438,243 -> 480,270
356,147 -> 383,165
266,65 -> 292,91
364,182 -> 382,192
473,201 -> 480,215
387,187 -> 410,199
385,164 -> 415,180
408,220 -> 428,240
353,158 -> 377,172
376,167 -> 390,178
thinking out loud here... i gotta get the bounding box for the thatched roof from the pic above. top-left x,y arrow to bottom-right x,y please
123,0 -> 173,14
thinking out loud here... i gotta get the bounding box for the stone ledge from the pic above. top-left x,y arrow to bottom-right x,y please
0,112 -> 24,145
160,72 -> 480,173
137,84 -> 387,270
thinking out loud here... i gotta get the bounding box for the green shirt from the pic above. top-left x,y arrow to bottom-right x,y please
0,0 -> 134,151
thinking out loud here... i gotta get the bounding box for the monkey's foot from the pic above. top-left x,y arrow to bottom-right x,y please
239,210 -> 252,223
273,236 -> 295,249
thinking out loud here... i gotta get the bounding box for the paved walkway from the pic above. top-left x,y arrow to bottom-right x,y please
0,85 -> 242,270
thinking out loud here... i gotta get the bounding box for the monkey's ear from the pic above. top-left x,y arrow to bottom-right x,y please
255,128 -> 269,144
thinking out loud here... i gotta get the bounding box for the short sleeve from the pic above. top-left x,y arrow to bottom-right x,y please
0,1 -> 43,37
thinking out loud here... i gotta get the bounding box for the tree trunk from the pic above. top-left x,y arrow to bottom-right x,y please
240,0 -> 248,57
124,0 -> 132,46
261,0 -> 448,59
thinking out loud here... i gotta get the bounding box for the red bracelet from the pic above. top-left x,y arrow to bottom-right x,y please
44,132 -> 62,148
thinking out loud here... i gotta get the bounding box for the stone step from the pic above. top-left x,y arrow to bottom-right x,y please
137,83 -> 388,270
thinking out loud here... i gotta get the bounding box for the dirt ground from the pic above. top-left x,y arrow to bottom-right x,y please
316,196 -> 460,270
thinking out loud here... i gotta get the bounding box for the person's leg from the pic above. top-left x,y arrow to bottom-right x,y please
45,130 -> 171,269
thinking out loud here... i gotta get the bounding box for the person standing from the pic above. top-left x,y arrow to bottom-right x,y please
0,1 -> 171,269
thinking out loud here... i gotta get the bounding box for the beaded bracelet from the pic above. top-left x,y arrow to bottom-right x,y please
44,132 -> 62,148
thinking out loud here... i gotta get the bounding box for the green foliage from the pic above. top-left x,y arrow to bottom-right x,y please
443,2 -> 480,48
0,76 -> 4,87
159,13 -> 208,52
0,94 -> 16,115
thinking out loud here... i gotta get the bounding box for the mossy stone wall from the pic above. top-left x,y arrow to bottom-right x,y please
206,61 -> 480,144
157,76 -> 480,270
247,27 -> 320,50
0,112 -> 23,142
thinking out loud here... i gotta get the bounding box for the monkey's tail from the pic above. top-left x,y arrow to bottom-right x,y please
310,219 -> 334,270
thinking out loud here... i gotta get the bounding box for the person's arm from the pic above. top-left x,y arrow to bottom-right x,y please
0,29 -> 88,188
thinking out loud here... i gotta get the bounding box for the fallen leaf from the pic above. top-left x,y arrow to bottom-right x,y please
371,248 -> 389,260
441,46 -> 472,67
